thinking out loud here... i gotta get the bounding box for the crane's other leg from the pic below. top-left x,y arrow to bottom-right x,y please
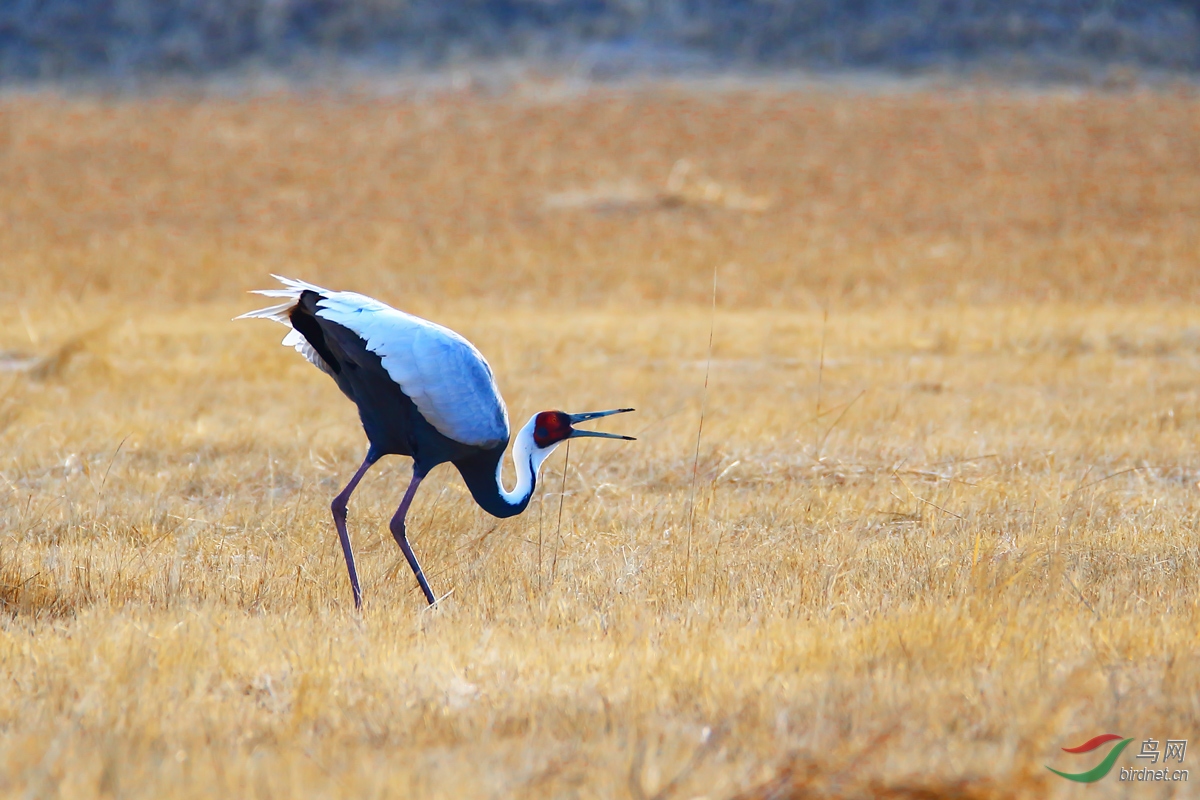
331,454 -> 377,609
389,468 -> 436,605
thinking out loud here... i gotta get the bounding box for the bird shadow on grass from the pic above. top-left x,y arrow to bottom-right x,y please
0,323 -> 109,382
729,727 -> 1049,800
616,722 -> 1048,800
0,562 -> 78,621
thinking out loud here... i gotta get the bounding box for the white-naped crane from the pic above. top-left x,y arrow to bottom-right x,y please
237,276 -> 634,609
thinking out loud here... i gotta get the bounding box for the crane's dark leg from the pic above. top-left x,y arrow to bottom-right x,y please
331,454 -> 377,609
389,468 -> 436,605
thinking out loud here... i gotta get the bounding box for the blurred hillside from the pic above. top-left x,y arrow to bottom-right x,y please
1,0 -> 1197,81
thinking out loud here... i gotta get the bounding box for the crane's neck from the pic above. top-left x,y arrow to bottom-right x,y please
453,426 -> 553,519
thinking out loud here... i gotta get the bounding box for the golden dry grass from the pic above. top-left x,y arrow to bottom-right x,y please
1,83 -> 1199,798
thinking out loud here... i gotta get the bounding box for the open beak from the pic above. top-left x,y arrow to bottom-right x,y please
566,408 -> 636,441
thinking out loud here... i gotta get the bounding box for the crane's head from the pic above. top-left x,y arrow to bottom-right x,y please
532,408 -> 636,449
515,408 -> 635,475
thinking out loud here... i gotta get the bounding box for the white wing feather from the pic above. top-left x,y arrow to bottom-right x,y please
236,283 -> 334,374
237,276 -> 509,447
282,328 -> 335,376
314,292 -> 509,447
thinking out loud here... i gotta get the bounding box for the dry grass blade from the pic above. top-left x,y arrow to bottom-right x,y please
685,266 -> 717,597
549,440 -> 570,587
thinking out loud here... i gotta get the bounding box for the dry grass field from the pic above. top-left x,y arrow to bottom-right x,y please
1,82 -> 1199,798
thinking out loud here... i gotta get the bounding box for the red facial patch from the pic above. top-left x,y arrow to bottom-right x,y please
533,411 -> 572,448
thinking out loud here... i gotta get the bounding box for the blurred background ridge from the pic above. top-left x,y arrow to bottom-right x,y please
2,0 -> 1199,83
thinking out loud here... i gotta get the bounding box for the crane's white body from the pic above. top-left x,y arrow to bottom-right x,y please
238,275 -> 509,448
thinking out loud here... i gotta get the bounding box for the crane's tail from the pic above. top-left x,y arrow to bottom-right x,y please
233,275 -> 333,323
234,275 -> 337,376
